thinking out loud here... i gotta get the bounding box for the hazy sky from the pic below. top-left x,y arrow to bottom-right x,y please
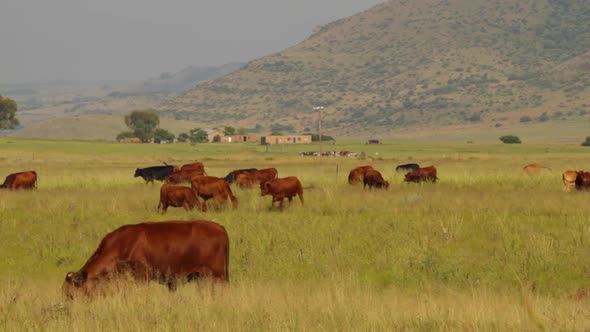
1,0 -> 384,84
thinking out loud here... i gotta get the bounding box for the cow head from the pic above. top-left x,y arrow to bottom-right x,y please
164,172 -> 180,184
260,181 -> 271,196
62,271 -> 89,299
383,180 -> 390,189
133,168 -> 142,177
404,172 -> 414,182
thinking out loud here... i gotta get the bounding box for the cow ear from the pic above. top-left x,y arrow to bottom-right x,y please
65,272 -> 74,281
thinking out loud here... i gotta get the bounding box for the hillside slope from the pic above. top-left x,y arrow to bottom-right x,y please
169,0 -> 590,136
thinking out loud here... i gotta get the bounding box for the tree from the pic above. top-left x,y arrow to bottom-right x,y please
189,128 -> 208,143
212,135 -> 221,143
153,128 -> 175,142
124,109 -> 159,141
224,126 -> 236,136
0,95 -> 19,129
304,133 -> 335,142
177,132 -> 190,142
519,115 -> 532,123
499,135 -> 522,144
237,128 -> 248,135
581,136 -> 590,147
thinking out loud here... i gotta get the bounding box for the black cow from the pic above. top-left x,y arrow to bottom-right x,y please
395,163 -> 420,172
134,165 -> 175,184
224,168 -> 258,184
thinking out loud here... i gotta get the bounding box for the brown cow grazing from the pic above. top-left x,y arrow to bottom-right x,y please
260,176 -> 304,210
180,162 -> 206,174
404,166 -> 438,183
62,220 -> 229,298
575,171 -> 590,190
235,168 -> 278,189
224,168 -> 258,184
191,176 -> 238,211
523,163 -> 551,175
0,171 -> 37,190
562,170 -> 578,192
165,169 -> 205,184
158,184 -> 200,212
348,165 -> 374,185
363,169 -> 389,190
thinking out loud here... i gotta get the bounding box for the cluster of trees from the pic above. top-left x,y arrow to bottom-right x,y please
117,111 -> 260,144
116,110 -> 174,142
0,95 -> 19,129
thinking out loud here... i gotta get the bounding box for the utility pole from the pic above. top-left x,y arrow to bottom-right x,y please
313,106 -> 324,162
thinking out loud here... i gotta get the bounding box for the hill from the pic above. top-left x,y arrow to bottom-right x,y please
113,63 -> 244,96
168,0 -> 590,137
1,64 -> 244,139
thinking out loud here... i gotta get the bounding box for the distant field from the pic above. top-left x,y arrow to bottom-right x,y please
0,138 -> 588,330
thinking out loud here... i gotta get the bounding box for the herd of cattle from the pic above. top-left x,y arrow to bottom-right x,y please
132,162 -> 303,211
1,161 -> 589,298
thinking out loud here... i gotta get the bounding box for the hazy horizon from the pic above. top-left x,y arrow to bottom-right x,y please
2,0 -> 384,84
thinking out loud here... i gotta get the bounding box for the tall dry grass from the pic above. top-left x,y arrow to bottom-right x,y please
0,138 -> 589,330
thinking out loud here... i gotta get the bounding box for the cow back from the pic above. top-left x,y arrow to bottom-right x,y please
224,168 -> 258,184
348,165 -> 373,184
1,171 -> 37,190
180,162 -> 205,174
249,168 -> 278,184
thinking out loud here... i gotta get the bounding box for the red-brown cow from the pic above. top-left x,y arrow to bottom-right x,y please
363,169 -> 389,190
180,162 -> 206,174
404,166 -> 438,183
348,166 -> 373,185
523,163 -> 550,175
62,220 -> 229,298
0,171 -> 37,190
191,176 -> 238,211
235,168 -> 278,189
575,171 -> 590,190
165,169 -> 205,184
562,170 -> 577,191
158,184 -> 200,212
260,176 -> 304,209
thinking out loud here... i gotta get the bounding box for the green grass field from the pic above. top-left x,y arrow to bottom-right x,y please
0,138 -> 588,331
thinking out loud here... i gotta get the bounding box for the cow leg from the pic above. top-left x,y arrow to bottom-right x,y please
166,279 -> 177,292
298,193 -> 304,206
288,196 -> 294,206
201,200 -> 208,212
278,197 -> 285,210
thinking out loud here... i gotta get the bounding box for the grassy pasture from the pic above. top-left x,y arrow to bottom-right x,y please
0,138 -> 589,331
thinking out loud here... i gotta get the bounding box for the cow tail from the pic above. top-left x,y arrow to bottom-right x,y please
32,171 -> 38,189
225,237 -> 230,282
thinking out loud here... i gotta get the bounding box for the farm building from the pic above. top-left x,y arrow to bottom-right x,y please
221,134 -> 258,143
261,135 -> 312,145
206,130 -> 224,142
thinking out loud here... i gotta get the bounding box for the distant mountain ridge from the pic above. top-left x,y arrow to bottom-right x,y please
1,63 -> 244,139
113,63 -> 245,96
168,0 -> 590,136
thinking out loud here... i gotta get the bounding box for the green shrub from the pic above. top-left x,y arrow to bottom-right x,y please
499,135 -> 522,144
519,116 -> 532,123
